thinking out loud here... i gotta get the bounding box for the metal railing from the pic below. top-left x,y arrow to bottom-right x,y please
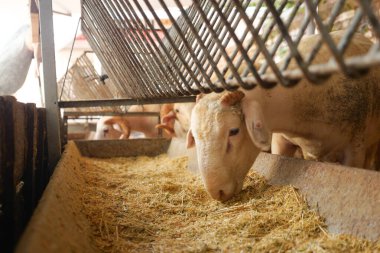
57,52 -> 129,112
79,0 -> 380,102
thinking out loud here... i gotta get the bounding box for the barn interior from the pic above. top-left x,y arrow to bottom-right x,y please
0,0 -> 379,252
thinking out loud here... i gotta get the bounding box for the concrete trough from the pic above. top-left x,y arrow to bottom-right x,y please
253,153 -> 380,241
15,139 -> 379,252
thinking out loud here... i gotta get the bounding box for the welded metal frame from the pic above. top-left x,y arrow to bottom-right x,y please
59,96 -> 195,108
77,0 -> 380,104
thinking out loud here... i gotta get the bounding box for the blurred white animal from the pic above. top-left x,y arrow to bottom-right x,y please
93,116 -> 125,140
0,25 -> 34,95
157,103 -> 198,173
93,104 -> 162,140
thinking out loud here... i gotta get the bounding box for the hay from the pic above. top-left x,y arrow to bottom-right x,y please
78,154 -> 380,252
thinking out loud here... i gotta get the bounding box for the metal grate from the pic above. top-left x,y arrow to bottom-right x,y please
57,52 -> 128,112
81,0 -> 380,101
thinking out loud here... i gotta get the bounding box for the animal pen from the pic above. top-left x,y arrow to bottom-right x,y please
0,0 -> 379,252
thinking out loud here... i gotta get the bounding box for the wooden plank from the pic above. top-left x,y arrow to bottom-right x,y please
35,109 -> 47,201
252,152 -> 380,241
23,104 -> 38,221
0,97 -> 17,252
0,99 -> 47,253
0,97 -> 12,253
12,100 -> 26,247
0,100 -> 3,250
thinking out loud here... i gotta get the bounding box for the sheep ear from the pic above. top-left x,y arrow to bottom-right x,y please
155,124 -> 176,137
219,91 -> 245,106
186,129 -> 195,148
103,117 -> 116,125
245,102 -> 271,151
196,93 -> 204,103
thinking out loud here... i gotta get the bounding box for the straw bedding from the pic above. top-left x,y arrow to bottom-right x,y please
78,154 -> 380,252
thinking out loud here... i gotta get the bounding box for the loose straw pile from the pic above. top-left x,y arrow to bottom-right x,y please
79,154 -> 380,252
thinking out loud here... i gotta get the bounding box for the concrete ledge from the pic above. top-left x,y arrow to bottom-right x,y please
74,138 -> 171,158
252,152 -> 380,241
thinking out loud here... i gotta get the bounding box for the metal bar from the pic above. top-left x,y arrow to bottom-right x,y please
64,111 -> 161,117
84,0 -> 145,97
282,0 -> 339,71
132,0 -> 198,95
178,2 -> 209,84
227,51 -> 380,87
204,0 -> 240,79
59,96 -> 196,108
222,0 -> 265,76
78,0 -> 380,96
304,0 -> 357,76
239,0 -> 292,78
260,1 -> 307,75
103,0 -> 165,97
359,0 -> 380,40
304,2 -> 316,35
39,0 -> 61,173
226,0 -> 279,88
116,0 -> 178,96
336,8 -> 365,56
91,0 -> 155,97
156,0 -> 222,92
226,0 -> 271,79
82,24 -> 130,96
263,0 -> 315,84
82,8 -> 132,96
173,0 -> 231,91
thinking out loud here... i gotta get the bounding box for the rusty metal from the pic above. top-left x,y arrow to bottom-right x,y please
79,0 -> 380,100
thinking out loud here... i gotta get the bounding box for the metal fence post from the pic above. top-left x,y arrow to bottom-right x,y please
39,0 -> 61,175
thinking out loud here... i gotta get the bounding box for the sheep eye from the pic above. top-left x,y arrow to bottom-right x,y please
175,109 -> 179,113
229,128 -> 239,136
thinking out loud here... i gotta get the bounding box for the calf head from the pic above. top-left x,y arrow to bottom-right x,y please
187,91 -> 260,201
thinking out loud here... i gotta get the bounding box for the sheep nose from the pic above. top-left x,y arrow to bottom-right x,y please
208,183 -> 236,202
217,190 -> 231,202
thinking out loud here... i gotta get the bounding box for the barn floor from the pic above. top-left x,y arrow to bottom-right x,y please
17,142 -> 380,252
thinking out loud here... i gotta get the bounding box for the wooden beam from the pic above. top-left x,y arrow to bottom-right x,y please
30,0 -> 39,43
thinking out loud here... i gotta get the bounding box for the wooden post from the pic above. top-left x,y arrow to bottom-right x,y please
35,109 -> 48,200
0,97 -> 26,252
0,97 -> 14,253
24,104 -> 38,222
